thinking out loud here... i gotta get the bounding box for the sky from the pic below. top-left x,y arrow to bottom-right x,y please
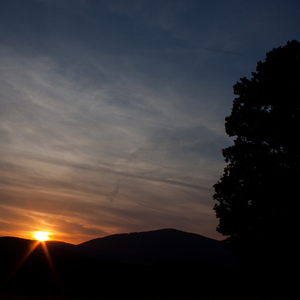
0,0 -> 300,244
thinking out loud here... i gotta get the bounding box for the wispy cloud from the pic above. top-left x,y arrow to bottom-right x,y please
0,0 -> 299,243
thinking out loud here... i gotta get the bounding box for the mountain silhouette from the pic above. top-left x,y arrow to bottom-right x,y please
0,229 -> 285,298
78,228 -> 236,265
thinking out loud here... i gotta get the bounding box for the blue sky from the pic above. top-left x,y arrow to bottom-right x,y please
1,0 -> 300,243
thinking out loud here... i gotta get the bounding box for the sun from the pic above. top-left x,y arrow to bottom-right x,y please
34,231 -> 49,242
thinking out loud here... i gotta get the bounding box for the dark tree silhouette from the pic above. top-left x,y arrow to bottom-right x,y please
213,40 -> 300,267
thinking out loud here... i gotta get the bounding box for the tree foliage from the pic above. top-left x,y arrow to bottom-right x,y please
213,40 -> 300,266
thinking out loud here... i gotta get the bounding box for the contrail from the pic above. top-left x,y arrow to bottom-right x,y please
18,154 -> 210,192
204,47 -> 243,56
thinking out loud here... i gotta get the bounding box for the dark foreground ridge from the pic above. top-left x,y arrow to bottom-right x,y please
0,229 -> 292,299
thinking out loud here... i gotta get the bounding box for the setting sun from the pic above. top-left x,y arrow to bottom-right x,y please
34,231 -> 49,242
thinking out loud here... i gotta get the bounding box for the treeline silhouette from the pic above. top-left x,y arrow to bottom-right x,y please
214,40 -> 299,271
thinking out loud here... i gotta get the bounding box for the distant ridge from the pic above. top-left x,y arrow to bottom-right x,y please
78,228 -> 236,265
0,229 -> 284,298
0,229 -> 235,266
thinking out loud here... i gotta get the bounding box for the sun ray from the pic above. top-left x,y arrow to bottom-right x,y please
0,240 -> 40,290
41,241 -> 63,295
1,234 -> 63,296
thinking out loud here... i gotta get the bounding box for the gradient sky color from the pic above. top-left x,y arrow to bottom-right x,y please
1,0 -> 300,244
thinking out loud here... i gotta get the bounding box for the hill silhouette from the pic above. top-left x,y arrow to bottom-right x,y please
78,228 -> 236,265
0,229 -> 288,298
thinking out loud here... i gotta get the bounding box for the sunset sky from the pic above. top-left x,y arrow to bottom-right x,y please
1,0 -> 300,244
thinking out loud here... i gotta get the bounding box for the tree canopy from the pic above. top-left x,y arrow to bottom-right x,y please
213,40 -> 300,267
